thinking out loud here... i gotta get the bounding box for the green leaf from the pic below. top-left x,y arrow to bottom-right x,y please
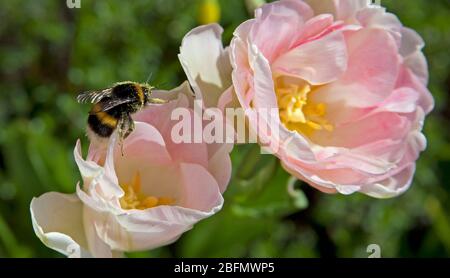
232,164 -> 308,218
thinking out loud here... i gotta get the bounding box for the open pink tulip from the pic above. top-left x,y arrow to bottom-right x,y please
182,0 -> 434,198
30,82 -> 231,257
233,0 -> 434,197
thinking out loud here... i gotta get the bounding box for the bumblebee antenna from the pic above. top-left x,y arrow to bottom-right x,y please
145,72 -> 153,84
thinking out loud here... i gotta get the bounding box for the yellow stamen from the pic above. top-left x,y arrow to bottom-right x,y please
158,197 -> 176,206
139,196 -> 158,209
119,172 -> 175,210
131,172 -> 141,192
306,120 -> 323,130
276,80 -> 334,137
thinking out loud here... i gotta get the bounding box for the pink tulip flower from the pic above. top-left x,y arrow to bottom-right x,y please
181,0 -> 434,198
31,82 -> 232,257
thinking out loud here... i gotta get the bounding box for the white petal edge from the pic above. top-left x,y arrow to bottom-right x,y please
179,24 -> 232,108
30,192 -> 91,258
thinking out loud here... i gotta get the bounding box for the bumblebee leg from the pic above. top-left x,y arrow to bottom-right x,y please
117,116 -> 127,156
148,98 -> 167,104
117,113 -> 135,156
123,114 -> 135,139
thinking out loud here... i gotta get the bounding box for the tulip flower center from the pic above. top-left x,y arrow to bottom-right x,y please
119,172 -> 175,210
275,79 -> 333,136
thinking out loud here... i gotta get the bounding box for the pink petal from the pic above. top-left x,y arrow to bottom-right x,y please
375,87 -> 420,114
400,27 -> 429,85
249,0 -> 314,62
74,140 -> 103,181
206,145 -> 232,194
361,164 -> 416,198
396,66 -> 434,114
399,27 -> 425,58
166,110 -> 209,168
334,0 -> 369,21
231,19 -> 253,70
96,190 -> 223,252
272,30 -> 348,85
134,87 -> 191,138
217,86 -> 235,111
179,163 -> 223,211
150,81 -> 195,106
277,127 -> 317,162
75,138 -> 123,199
249,44 -> 278,110
135,92 -> 210,168
311,112 -> 411,149
356,7 -> 402,46
281,160 -> 339,194
340,28 -> 400,97
120,122 -> 172,165
295,14 -> 335,44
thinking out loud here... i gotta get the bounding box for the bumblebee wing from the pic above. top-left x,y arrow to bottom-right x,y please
77,88 -> 113,104
99,97 -> 136,112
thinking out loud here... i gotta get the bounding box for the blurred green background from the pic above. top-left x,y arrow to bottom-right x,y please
0,0 -> 449,258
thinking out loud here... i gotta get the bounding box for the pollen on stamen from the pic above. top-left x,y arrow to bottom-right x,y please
119,172 -> 176,210
276,81 -> 334,136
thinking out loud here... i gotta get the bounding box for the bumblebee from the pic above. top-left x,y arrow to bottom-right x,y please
77,81 -> 166,148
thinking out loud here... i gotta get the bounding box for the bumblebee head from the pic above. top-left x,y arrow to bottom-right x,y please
140,84 -> 166,105
141,84 -> 154,103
